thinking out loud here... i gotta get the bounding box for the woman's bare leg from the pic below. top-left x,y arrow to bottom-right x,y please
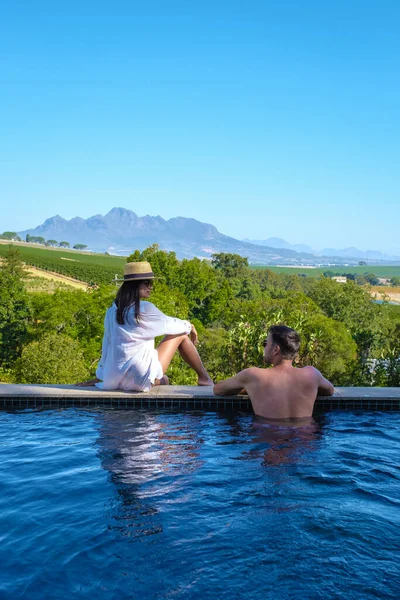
157,334 -> 213,385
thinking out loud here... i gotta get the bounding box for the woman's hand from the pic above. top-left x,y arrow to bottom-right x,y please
75,378 -> 101,387
189,323 -> 199,346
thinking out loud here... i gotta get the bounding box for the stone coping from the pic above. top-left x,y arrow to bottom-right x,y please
0,384 -> 399,411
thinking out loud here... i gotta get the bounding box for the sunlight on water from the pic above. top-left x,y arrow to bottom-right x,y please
0,408 -> 399,599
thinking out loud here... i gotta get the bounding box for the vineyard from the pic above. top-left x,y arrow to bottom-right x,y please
2,242 -> 400,284
251,265 -> 400,278
0,244 -> 126,285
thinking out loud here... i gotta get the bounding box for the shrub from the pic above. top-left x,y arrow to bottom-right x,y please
14,334 -> 89,384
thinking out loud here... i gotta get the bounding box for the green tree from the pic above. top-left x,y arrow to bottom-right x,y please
127,245 -> 180,288
298,313 -> 357,383
282,274 -> 303,292
305,278 -> 388,354
201,276 -> 234,325
252,269 -> 286,297
224,295 -> 357,384
197,328 -> 231,381
175,258 -> 216,316
73,244 -> 88,250
59,241 -> 70,248
1,231 -> 18,240
211,252 -> 249,278
147,281 -> 189,320
0,247 -> 31,368
211,253 -> 249,279
355,274 -> 368,286
29,286 -> 116,374
14,333 -> 89,384
127,249 -> 141,262
364,272 -> 379,286
46,239 -> 58,247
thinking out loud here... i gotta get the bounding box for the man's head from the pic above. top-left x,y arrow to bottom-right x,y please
263,325 -> 301,365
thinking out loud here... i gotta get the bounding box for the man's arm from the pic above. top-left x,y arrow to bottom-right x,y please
213,370 -> 250,396
316,371 -> 335,396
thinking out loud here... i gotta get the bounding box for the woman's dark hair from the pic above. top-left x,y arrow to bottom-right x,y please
115,281 -> 142,325
269,325 -> 301,360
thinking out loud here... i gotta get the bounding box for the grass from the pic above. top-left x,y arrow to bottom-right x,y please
373,286 -> 400,294
0,243 -> 126,284
24,275 -> 84,294
0,241 -> 126,268
251,265 -> 400,278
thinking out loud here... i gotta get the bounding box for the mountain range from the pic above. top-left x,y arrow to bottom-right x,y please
17,208 -> 399,265
245,238 -> 400,261
19,208 -> 315,264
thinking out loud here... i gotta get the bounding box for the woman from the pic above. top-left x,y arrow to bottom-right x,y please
79,261 -> 213,391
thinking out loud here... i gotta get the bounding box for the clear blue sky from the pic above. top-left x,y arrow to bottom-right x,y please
1,0 -> 399,253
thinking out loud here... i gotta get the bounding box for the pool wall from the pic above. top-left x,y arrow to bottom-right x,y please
0,384 -> 400,411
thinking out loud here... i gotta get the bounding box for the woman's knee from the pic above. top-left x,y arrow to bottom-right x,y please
161,333 -> 187,343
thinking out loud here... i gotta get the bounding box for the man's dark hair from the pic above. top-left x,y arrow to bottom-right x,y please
269,325 -> 300,360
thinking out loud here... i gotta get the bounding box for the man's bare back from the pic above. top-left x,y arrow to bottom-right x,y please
213,326 -> 334,419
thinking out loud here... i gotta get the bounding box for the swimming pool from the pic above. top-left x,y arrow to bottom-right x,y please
1,408 -> 399,599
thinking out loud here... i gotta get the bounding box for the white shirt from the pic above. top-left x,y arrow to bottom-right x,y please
95,301 -> 191,392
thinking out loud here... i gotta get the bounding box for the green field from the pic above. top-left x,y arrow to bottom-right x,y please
251,265 -> 400,278
0,243 -> 126,284
2,242 -> 400,284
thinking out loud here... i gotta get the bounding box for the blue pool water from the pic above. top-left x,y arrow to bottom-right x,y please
0,408 -> 399,599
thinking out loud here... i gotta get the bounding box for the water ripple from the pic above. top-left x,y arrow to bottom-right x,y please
0,408 -> 399,599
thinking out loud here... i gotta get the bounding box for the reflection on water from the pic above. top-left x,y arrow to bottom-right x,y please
252,416 -> 323,467
1,409 -> 399,599
216,412 -> 324,467
95,409 -> 326,540
96,410 -> 206,539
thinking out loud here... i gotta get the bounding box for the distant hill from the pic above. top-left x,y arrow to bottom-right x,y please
245,237 -> 314,254
19,207 -> 317,265
246,237 -> 400,262
318,247 -> 399,260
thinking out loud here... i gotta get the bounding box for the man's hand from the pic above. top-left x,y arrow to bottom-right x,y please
189,323 -> 199,346
75,378 -> 101,387
213,370 -> 250,396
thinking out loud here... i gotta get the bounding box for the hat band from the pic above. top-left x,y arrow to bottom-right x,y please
124,272 -> 154,280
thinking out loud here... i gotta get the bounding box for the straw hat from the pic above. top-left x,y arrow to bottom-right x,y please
116,261 -> 156,282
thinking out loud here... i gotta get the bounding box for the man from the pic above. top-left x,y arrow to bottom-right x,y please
213,325 -> 334,419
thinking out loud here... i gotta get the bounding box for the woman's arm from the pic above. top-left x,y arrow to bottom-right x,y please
142,302 -> 192,337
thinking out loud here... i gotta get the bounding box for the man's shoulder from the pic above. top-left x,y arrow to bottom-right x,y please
244,367 -> 264,373
242,367 -> 269,380
299,365 -> 322,379
300,365 -> 317,372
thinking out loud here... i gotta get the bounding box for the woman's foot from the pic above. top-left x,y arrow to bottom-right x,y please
152,374 -> 169,387
197,375 -> 214,386
75,378 -> 100,387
